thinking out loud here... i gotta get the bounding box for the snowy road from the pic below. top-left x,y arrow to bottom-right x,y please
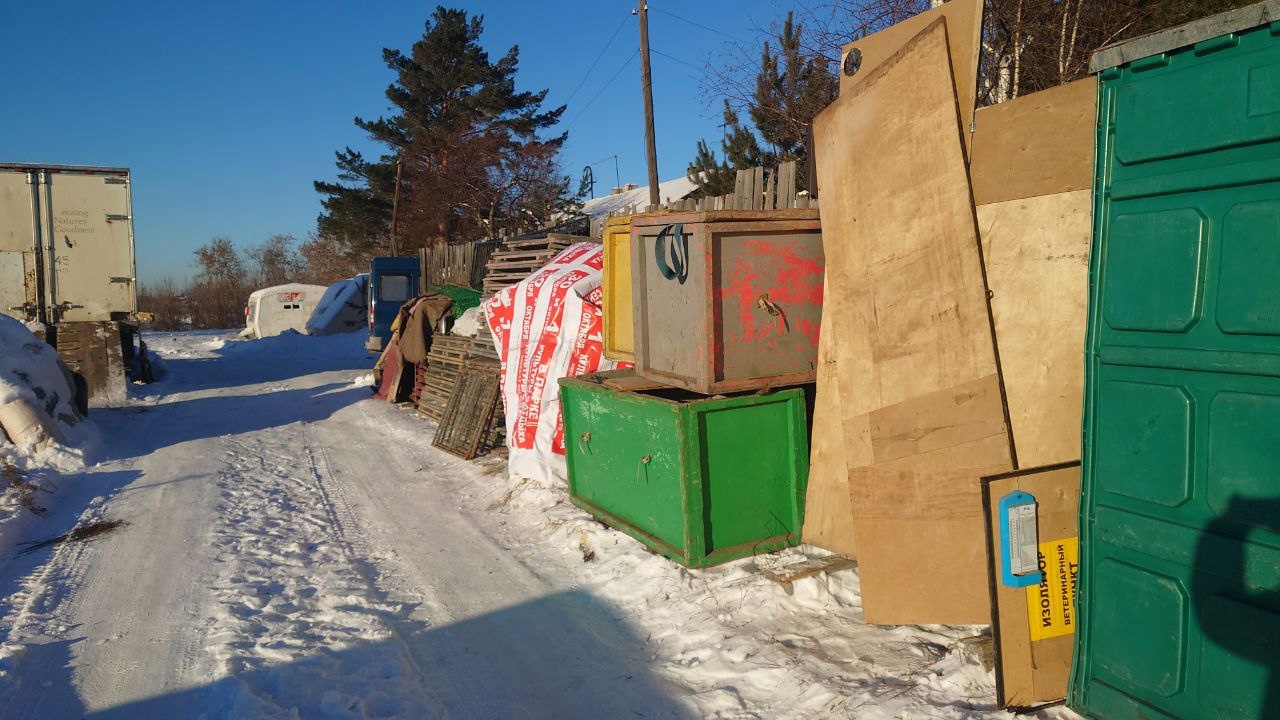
0,331 -> 1076,719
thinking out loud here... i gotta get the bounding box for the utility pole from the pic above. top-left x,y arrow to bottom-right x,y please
389,154 -> 404,256
637,1 -> 660,209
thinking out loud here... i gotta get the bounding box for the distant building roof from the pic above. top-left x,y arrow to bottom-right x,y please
580,176 -> 698,218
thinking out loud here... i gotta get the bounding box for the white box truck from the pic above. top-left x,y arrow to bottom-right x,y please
0,163 -> 141,406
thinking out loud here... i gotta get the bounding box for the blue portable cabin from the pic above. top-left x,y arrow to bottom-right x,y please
365,256 -> 420,352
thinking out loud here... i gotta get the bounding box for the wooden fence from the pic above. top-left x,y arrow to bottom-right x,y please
419,239 -> 502,291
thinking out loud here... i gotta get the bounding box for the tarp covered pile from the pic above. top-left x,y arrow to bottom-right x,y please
484,243 -> 626,482
0,315 -> 86,451
307,274 -> 368,336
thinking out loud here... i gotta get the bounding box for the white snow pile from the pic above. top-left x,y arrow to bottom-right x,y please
0,316 -> 93,463
220,328 -> 348,357
306,274 -> 368,336
455,468 -> 1080,720
0,316 -> 97,542
142,330 -> 228,360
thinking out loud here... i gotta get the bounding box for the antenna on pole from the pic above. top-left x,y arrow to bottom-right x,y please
637,1 -> 660,209
390,153 -> 403,256
581,165 -> 595,199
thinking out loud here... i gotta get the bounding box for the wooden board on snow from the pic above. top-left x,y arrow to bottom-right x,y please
814,19 -> 1012,624
432,363 -> 501,460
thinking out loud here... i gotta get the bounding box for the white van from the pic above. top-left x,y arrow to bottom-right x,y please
242,283 -> 327,339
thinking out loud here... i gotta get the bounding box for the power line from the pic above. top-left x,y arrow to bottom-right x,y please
561,13 -> 634,107
565,48 -> 640,129
650,7 -> 747,43
650,48 -> 703,72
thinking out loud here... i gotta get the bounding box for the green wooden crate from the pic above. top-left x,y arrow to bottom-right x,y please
559,370 -> 808,568
1073,10 -> 1280,720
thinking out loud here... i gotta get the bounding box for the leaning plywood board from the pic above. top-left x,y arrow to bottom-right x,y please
982,462 -> 1080,711
800,279 -> 857,558
838,0 -> 984,157
970,78 -> 1098,205
814,20 -> 1012,624
978,191 -> 1091,469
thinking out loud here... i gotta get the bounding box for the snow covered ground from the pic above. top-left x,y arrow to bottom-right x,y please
0,329 -> 1082,719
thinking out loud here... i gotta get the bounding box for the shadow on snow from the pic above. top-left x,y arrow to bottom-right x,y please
3,590 -> 693,720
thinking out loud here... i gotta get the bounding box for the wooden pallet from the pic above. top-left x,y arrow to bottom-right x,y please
415,336 -> 473,421
409,360 -> 428,406
432,362 -> 502,460
478,234 -> 581,294
469,320 -> 501,362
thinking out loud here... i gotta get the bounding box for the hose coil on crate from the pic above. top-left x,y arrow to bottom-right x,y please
653,224 -> 688,284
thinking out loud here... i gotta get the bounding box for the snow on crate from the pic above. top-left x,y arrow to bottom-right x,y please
484,243 -> 628,483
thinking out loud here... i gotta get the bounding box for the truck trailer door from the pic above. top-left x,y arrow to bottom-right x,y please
0,169 -> 40,321
37,169 -> 136,322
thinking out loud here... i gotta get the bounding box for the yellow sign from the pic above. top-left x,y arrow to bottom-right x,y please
1025,537 -> 1079,641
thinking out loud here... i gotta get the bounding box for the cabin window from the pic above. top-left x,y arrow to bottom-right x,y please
379,274 -> 411,303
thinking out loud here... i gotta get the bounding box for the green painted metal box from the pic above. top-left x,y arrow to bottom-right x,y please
1073,8 -> 1280,720
559,370 -> 808,567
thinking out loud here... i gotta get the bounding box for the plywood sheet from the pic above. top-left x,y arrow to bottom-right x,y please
800,285 -> 857,558
838,0 -> 984,157
979,190 -> 1091,469
971,78 -> 1098,205
814,20 -> 1012,624
982,462 -> 1080,711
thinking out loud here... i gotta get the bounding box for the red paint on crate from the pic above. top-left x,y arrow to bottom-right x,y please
716,239 -> 825,348
720,258 -> 764,346
743,239 -> 825,307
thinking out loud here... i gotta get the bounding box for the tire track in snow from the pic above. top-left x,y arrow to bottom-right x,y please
204,424 -> 442,719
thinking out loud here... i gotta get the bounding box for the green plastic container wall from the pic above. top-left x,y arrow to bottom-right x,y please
1071,18 -> 1280,720
559,371 -> 808,568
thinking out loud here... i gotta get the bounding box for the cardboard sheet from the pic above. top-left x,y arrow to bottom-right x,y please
814,20 -> 1012,624
982,463 -> 1081,711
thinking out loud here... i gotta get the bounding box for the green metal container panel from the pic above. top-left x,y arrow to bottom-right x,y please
1073,9 -> 1280,720
559,370 -> 808,567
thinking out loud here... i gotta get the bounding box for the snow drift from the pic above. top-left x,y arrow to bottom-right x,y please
0,315 -> 89,456
306,274 -> 369,336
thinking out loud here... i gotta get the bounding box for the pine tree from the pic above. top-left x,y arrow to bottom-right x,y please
687,102 -> 768,198
688,13 -> 834,196
316,7 -> 567,255
750,12 -> 837,189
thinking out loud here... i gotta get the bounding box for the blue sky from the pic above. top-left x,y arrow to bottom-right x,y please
1,1 -> 793,284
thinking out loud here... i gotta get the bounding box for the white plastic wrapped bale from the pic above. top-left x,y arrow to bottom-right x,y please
244,283 -> 328,339
484,243 -> 627,483
0,315 -> 88,453
306,274 -> 369,336
450,306 -> 482,337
